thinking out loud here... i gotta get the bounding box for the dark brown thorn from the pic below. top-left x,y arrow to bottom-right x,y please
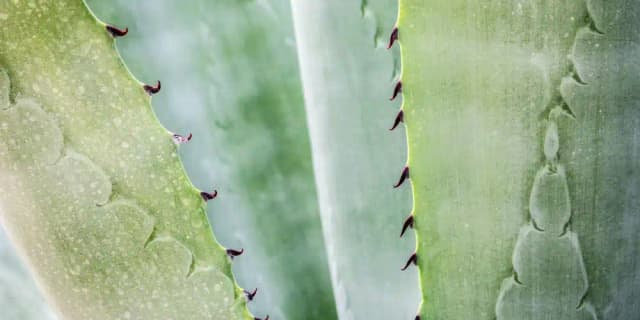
254,316 -> 269,320
588,20 -> 604,35
531,218 -> 544,232
226,248 -> 244,259
244,288 -> 258,301
393,166 -> 410,188
105,25 -> 128,38
401,252 -> 418,271
389,110 -> 404,131
415,316 -> 421,320
387,27 -> 398,49
513,271 -> 523,285
172,133 -> 193,145
143,81 -> 161,95
390,81 -> 402,101
400,214 -> 414,238
200,190 -> 218,201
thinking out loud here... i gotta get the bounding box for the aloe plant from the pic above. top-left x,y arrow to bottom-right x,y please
396,0 -> 640,319
1,0 -> 639,319
82,1 -> 337,319
0,0 -> 251,318
290,1 -> 420,319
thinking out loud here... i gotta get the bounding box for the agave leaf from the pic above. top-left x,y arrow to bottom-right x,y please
558,1 -> 640,318
398,0 -> 639,318
83,1 -> 338,319
0,1 -> 250,318
291,1 -> 421,319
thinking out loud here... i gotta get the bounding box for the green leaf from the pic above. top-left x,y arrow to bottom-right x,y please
557,1 -> 640,317
0,1 -> 249,318
83,0 -> 337,319
398,0 -> 640,318
291,1 -> 421,319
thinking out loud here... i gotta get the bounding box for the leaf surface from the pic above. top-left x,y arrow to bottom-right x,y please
291,1 -> 421,319
398,0 -> 640,318
84,0 -> 338,318
0,1 -> 249,318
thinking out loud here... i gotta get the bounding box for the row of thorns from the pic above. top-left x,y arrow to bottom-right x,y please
107,21 -> 416,320
105,24 -> 269,320
388,26 -> 422,320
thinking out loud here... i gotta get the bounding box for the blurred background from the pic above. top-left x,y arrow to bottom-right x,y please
0,228 -> 56,320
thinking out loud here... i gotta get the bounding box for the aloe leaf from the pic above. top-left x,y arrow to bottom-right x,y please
291,1 -> 421,319
82,1 -> 338,319
0,1 -> 251,318
398,0 -> 639,318
557,1 -> 640,318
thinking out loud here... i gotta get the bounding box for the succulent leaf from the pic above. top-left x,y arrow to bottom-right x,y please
398,0 -> 640,318
291,1 -> 421,319
0,1 -> 250,318
83,0 -> 338,319
2,0 -> 639,319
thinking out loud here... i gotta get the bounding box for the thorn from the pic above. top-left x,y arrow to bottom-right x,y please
415,316 -> 421,320
200,190 -> 218,201
390,81 -> 402,101
387,27 -> 398,49
172,133 -> 192,145
254,316 -> 269,320
226,248 -> 244,259
143,81 -> 161,95
143,226 -> 158,248
513,271 -> 523,285
105,25 -> 128,37
531,218 -> 544,232
389,110 -> 404,131
401,252 -> 418,271
393,166 -> 410,188
400,215 -> 414,238
588,20 -> 605,35
244,288 -> 258,301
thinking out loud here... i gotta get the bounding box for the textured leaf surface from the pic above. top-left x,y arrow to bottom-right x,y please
291,1 -> 421,319
83,1 -> 337,319
559,1 -> 640,318
398,0 -> 639,318
0,1 -> 249,318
